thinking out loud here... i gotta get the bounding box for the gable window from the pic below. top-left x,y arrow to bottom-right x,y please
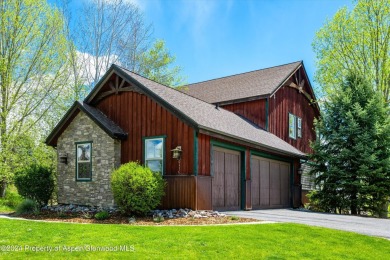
289,113 -> 302,139
144,136 -> 165,174
297,117 -> 302,138
76,141 -> 92,181
289,113 -> 297,139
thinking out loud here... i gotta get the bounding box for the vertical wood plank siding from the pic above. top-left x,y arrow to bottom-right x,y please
221,99 -> 267,129
160,176 -> 196,209
268,86 -> 319,154
96,91 -> 194,175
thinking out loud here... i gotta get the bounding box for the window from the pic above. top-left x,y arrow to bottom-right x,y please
289,113 -> 302,139
144,136 -> 165,174
76,141 -> 92,181
297,117 -> 302,138
289,113 -> 296,139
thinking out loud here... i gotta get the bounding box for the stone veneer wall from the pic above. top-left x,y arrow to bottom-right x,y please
57,112 -> 121,207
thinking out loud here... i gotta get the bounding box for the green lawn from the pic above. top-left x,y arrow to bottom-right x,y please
0,219 -> 389,259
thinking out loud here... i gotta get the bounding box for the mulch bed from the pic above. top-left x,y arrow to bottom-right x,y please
6,211 -> 261,226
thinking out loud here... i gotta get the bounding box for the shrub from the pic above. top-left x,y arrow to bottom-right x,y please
14,164 -> 55,207
0,186 -> 23,208
95,211 -> 110,220
16,199 -> 38,215
111,162 -> 165,216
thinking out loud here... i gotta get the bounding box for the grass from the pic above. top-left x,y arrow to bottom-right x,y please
0,219 -> 389,259
0,186 -> 22,213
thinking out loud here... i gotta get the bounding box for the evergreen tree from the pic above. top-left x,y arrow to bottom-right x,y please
310,74 -> 390,217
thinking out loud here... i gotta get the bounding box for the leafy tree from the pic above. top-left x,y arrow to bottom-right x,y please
310,74 -> 390,217
0,0 -> 70,197
138,40 -> 186,87
313,0 -> 390,102
65,0 -> 184,89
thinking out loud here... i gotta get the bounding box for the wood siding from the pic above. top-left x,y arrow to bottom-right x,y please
198,133 -> 211,176
269,86 -> 319,154
161,176 -> 196,209
251,156 -> 291,209
96,91 -> 194,175
196,176 -> 212,210
212,147 -> 241,210
221,99 -> 267,129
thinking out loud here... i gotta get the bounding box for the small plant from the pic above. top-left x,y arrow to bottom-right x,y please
56,209 -> 68,218
111,162 -> 165,216
230,216 -> 240,221
15,199 -> 38,215
81,211 -> 93,219
95,211 -> 110,220
153,214 -> 164,223
128,216 -> 136,224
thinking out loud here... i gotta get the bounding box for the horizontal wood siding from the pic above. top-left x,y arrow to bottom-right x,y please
221,99 -> 267,129
96,91 -> 194,175
268,86 -> 319,154
160,176 -> 196,209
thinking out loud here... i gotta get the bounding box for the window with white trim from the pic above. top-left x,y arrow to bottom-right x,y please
76,141 -> 92,181
144,137 -> 165,174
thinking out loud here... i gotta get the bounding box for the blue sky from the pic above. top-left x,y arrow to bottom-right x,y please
136,0 -> 353,88
59,0 -> 354,88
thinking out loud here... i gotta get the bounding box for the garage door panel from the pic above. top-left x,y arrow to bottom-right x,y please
260,160 -> 270,206
270,162 -> 281,205
251,159 -> 260,207
225,153 -> 240,208
212,148 -> 241,210
280,164 -> 290,206
251,155 -> 290,209
212,150 -> 225,208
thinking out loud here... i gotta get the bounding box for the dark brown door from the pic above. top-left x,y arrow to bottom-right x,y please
251,156 -> 290,209
212,147 -> 241,211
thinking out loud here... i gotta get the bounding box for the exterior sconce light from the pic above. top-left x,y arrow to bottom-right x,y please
171,146 -> 182,160
59,154 -> 68,164
171,146 -> 182,174
297,167 -> 303,175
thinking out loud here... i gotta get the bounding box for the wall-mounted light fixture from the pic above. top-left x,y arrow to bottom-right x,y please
297,167 -> 303,175
59,154 -> 68,164
171,146 -> 182,160
171,146 -> 182,174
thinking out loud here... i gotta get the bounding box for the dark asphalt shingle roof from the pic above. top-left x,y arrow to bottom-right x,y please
45,101 -> 127,146
79,101 -> 127,138
182,61 -> 302,103
115,65 -> 305,158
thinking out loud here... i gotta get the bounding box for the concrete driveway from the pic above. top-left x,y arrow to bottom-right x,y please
224,209 -> 390,239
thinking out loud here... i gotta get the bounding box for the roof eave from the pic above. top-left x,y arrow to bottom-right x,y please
270,61 -> 302,97
198,126 -> 307,159
110,65 -> 200,131
45,101 -> 127,147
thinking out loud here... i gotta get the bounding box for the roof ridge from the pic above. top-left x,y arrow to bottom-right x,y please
114,64 -> 221,106
186,60 -> 302,87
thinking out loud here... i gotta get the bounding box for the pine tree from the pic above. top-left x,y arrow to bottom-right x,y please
310,74 -> 390,217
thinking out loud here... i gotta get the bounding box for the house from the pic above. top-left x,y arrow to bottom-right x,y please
46,61 -> 320,210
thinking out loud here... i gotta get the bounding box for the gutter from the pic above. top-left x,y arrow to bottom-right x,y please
198,125 -> 307,159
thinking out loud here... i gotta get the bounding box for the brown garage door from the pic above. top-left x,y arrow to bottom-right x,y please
251,156 -> 290,209
212,147 -> 241,211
